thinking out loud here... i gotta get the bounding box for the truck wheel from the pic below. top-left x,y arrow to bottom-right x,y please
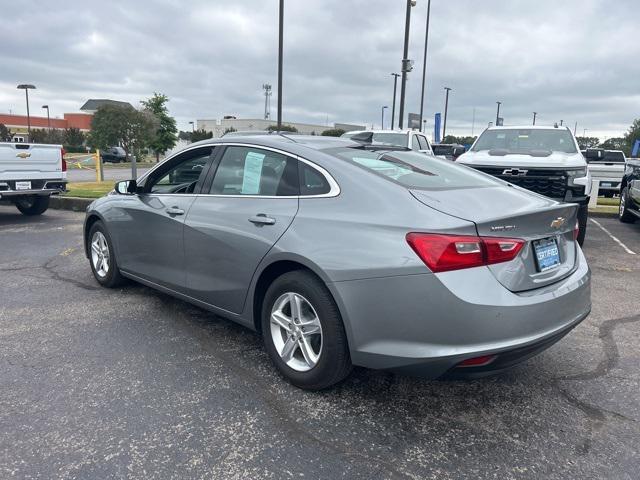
577,205 -> 588,246
619,187 -> 637,224
14,196 -> 50,216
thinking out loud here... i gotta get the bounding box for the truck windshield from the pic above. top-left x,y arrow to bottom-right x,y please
472,129 -> 577,154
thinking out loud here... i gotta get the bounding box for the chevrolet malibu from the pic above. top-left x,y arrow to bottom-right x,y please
84,136 -> 591,390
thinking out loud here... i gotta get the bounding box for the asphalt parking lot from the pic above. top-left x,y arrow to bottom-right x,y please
1,206 -> 639,479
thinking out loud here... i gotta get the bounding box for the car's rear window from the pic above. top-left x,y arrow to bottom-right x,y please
603,151 -> 625,162
331,148 -> 501,190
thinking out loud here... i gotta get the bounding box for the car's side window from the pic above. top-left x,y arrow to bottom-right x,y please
209,146 -> 299,196
418,135 -> 430,151
411,135 -> 421,151
147,148 -> 212,194
299,162 -> 331,196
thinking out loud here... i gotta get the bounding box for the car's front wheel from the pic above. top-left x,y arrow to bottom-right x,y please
619,187 -> 637,224
88,221 -> 125,287
261,270 -> 352,390
14,195 -> 50,216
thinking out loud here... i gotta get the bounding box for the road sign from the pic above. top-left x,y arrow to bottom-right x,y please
408,113 -> 421,130
434,113 -> 442,143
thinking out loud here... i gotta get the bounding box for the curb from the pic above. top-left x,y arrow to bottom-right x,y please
50,196 -> 93,212
588,210 -> 618,219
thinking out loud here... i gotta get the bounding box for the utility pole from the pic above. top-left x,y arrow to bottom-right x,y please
398,0 -> 415,129
471,107 -> 476,136
390,73 -> 400,129
560,119 -> 563,126
262,84 -> 272,120
277,0 -> 284,130
17,84 -> 36,142
573,121 -> 578,136
42,105 -> 51,132
418,0 -> 431,128
442,87 -> 452,139
532,112 -> 537,125
381,106 -> 388,129
495,101 -> 502,125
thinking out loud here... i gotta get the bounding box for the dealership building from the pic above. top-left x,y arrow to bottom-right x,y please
0,99 -> 133,142
197,117 -> 365,138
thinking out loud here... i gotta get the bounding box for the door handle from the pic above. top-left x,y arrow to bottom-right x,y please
166,206 -> 185,216
248,214 -> 276,225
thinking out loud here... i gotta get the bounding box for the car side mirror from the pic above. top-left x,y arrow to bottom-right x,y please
114,179 -> 137,195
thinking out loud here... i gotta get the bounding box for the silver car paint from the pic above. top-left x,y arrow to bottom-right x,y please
85,136 -> 591,377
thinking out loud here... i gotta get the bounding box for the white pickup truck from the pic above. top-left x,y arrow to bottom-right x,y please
0,142 -> 67,215
583,149 -> 626,198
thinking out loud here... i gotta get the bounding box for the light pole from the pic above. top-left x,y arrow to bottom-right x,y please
277,0 -> 284,130
42,105 -> 51,132
390,73 -> 400,129
532,112 -> 537,125
381,106 -> 388,130
583,128 -> 587,137
560,119 -> 563,126
495,101 -> 501,126
398,0 -> 416,129
442,87 -> 452,139
422,119 -> 427,134
188,121 -> 195,132
418,0 -> 431,128
17,84 -> 36,142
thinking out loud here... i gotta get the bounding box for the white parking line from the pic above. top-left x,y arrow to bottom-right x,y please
590,218 -> 637,255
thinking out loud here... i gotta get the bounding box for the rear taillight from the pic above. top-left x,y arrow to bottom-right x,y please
61,148 -> 67,172
457,354 -> 497,368
406,233 -> 525,273
573,220 -> 579,241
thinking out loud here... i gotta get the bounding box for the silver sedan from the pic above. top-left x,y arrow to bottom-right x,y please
83,136 -> 591,389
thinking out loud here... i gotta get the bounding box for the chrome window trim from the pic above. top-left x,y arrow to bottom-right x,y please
139,142 -> 340,199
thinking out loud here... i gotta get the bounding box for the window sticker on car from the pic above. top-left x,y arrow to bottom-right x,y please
242,151 -> 265,194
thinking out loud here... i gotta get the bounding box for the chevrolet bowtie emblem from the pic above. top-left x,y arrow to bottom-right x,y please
16,152 -> 31,158
550,217 -> 566,229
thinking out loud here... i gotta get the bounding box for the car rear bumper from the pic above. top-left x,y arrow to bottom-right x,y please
329,246 -> 591,379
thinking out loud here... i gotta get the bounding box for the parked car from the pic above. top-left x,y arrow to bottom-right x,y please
457,126 -> 591,245
222,130 -> 300,137
583,148 -> 626,197
101,146 -> 128,163
619,157 -> 640,223
433,143 -> 466,161
341,129 -> 437,156
0,142 -> 67,215
84,136 -> 591,390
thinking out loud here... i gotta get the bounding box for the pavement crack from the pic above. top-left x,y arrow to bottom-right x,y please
42,256 -> 100,291
552,313 -> 640,454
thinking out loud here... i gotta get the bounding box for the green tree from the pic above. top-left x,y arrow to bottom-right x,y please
575,136 -> 600,149
29,128 -> 48,143
0,123 -> 14,141
178,130 -> 192,141
267,124 -> 297,132
88,104 -> 155,160
623,119 -> 640,156
442,135 -> 477,145
223,127 -> 237,135
321,128 -> 346,137
191,129 -> 213,142
64,127 -> 85,146
141,93 -> 177,162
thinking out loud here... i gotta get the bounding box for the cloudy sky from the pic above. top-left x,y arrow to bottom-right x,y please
0,0 -> 638,139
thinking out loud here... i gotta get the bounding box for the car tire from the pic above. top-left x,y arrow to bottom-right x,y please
576,205 -> 588,246
88,221 -> 125,288
619,187 -> 637,224
261,270 -> 352,390
14,195 -> 50,216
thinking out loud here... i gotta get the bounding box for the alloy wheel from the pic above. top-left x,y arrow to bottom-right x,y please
270,292 -> 323,372
91,231 -> 110,278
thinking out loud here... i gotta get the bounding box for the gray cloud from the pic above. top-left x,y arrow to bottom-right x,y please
0,0 -> 637,139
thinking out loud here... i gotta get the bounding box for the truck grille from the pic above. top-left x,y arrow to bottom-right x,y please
474,167 -> 567,198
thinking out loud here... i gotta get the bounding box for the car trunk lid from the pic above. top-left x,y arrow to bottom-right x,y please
410,184 -> 579,292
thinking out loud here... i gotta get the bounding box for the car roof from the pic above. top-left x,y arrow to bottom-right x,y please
190,134 -> 360,152
484,125 -> 572,131
345,129 -> 415,135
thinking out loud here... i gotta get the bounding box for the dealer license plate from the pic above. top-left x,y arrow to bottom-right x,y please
533,237 -> 560,272
15,181 -> 31,190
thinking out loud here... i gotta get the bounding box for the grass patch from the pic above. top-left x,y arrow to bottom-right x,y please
64,182 -> 113,199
